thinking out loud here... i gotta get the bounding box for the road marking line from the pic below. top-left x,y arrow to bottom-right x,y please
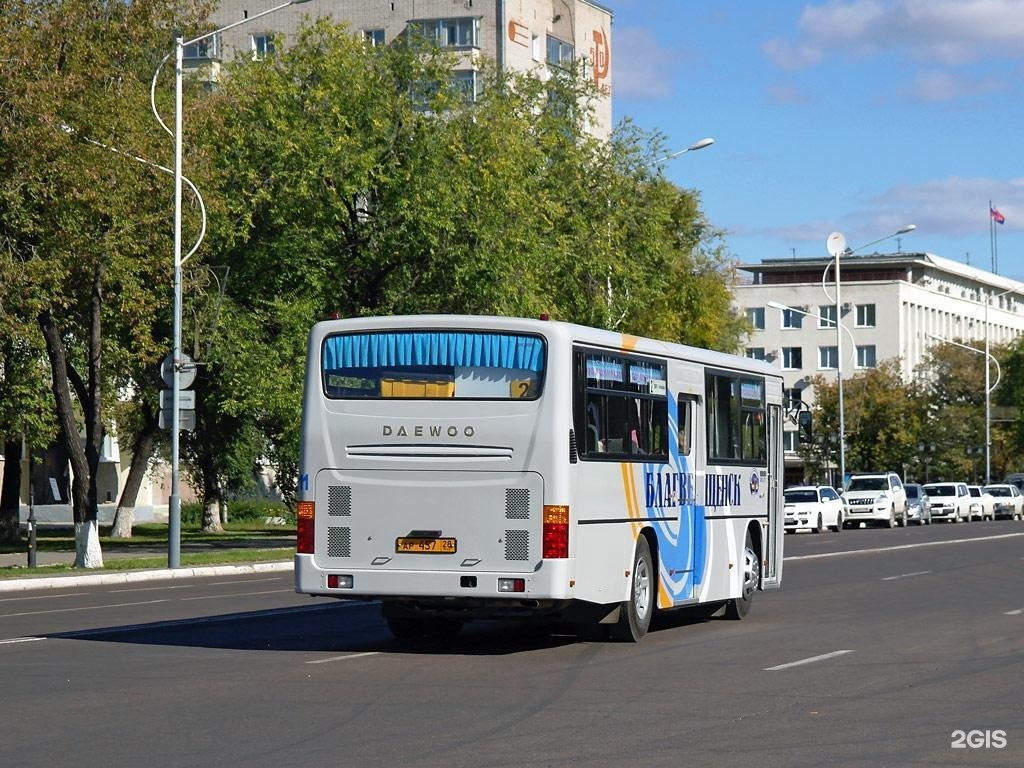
1006,609 -> 1023,616
0,593 -> 84,603
306,652 -> 380,665
108,585 -> 194,594
208,578 -> 284,586
766,650 -> 854,671
0,598 -> 171,619
785,532 -> 1024,561
882,570 -> 932,581
0,636 -> 46,645
179,589 -> 293,601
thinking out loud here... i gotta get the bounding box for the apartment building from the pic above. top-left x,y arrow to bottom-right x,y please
733,251 -> 1024,482
202,0 -> 614,136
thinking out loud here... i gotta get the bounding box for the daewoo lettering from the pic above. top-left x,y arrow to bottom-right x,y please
382,424 -> 476,438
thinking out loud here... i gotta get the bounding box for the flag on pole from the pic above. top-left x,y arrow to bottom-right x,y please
991,206 -> 1006,225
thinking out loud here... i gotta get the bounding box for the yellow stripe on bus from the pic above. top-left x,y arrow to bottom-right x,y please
620,463 -> 674,609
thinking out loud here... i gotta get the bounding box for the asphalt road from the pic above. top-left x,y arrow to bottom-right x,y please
4,521 -> 1024,768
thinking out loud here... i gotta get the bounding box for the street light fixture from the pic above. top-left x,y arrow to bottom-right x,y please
926,331 -> 1002,483
152,0 -> 311,567
980,285 -> 1024,482
822,225 -> 916,489
606,136 -> 715,324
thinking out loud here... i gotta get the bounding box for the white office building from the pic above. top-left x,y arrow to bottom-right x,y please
733,251 -> 1024,483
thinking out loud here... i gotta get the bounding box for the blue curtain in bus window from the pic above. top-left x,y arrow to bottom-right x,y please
323,332 -> 544,372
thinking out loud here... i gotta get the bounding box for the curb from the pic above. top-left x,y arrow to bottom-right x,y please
0,560 -> 293,593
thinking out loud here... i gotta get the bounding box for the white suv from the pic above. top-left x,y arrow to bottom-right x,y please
842,472 -> 908,528
923,482 -> 971,523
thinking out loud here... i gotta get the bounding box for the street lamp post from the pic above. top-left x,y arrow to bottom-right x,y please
823,225 -> 916,488
154,0 -> 310,567
981,286 -> 1024,483
928,327 -> 1006,485
766,299 -> 855,487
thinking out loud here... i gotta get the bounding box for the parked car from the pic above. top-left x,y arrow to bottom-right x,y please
1004,473 -> 1024,493
905,483 -> 931,525
842,472 -> 908,528
923,482 -> 971,523
967,485 -> 996,521
982,484 -> 1024,520
784,486 -> 844,533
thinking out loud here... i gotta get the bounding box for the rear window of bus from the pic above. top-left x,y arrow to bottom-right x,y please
321,330 -> 546,400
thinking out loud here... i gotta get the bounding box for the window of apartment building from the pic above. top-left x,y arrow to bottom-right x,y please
783,430 -> 799,453
745,347 -> 766,361
362,28 -> 386,46
856,303 -> 876,327
856,345 -> 877,369
183,35 -> 221,60
783,387 -> 802,410
546,35 -> 575,68
819,345 -> 838,370
408,17 -> 480,48
251,34 -> 274,60
782,347 -> 802,370
450,70 -> 482,101
819,304 -> 837,328
781,308 -> 804,329
746,307 -> 765,330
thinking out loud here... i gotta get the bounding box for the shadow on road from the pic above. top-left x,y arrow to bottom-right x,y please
43,598 -> 722,656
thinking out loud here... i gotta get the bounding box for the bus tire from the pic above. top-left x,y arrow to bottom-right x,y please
610,536 -> 654,642
725,529 -> 759,620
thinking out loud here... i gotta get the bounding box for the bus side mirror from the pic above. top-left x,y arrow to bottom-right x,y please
797,410 -> 812,443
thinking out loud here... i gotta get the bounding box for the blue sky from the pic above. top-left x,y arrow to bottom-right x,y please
610,1 -> 1024,279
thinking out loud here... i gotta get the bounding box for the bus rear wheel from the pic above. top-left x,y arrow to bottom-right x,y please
609,536 -> 654,642
725,530 -> 759,620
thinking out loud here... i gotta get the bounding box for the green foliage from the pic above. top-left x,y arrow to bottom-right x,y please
2,9 -> 751,521
181,499 -> 290,526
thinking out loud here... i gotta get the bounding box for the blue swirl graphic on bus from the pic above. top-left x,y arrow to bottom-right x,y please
641,392 -> 708,604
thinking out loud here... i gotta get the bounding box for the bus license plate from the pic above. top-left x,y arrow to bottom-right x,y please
395,537 -> 457,554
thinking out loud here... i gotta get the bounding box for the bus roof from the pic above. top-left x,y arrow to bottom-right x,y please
310,314 -> 780,380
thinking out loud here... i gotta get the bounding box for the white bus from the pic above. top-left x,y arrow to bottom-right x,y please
295,315 -> 784,641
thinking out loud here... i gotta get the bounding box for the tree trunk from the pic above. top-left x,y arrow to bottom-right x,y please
39,301 -> 104,568
74,520 -> 103,568
110,415 -> 158,539
199,450 -> 224,534
0,440 -> 22,545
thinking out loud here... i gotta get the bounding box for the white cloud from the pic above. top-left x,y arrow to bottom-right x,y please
768,0 -> 1024,68
612,26 -> 685,101
738,177 -> 1023,248
762,38 -> 823,71
860,176 -> 1024,236
904,69 -> 1004,102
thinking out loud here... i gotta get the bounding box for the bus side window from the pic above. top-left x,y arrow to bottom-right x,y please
586,396 -> 605,452
677,394 -> 695,456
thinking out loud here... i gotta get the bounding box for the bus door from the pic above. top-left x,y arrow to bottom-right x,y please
652,392 -> 702,607
762,402 -> 783,588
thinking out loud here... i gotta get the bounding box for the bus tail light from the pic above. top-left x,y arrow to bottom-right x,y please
297,501 -> 315,553
542,505 -> 569,558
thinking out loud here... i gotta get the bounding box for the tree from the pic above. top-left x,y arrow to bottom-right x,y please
0,0 -> 212,564
802,361 -> 924,484
185,22 -> 744,508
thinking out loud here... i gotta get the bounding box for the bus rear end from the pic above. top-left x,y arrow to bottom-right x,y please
294,317 -> 569,636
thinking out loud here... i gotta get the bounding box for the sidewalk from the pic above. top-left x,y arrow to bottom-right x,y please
0,537 -> 295,592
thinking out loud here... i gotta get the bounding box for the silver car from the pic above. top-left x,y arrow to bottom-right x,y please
905,483 -> 930,525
